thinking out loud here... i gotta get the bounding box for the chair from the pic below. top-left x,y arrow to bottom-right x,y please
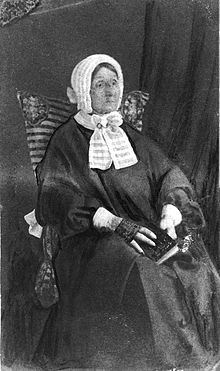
17,89 -> 149,308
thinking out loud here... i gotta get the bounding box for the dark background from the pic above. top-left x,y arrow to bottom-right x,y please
140,0 -> 219,271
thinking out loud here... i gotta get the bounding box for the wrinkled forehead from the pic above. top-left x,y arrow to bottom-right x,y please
91,63 -> 119,84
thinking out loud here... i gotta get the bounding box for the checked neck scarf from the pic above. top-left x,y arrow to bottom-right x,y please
74,110 -> 138,170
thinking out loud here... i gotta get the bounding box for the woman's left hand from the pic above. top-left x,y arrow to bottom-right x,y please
160,204 -> 182,239
160,216 -> 177,239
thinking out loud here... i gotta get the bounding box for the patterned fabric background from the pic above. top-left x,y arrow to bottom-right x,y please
0,0 -> 40,27
121,91 -> 149,132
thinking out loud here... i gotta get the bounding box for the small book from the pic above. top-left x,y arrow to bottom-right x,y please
140,222 -> 192,265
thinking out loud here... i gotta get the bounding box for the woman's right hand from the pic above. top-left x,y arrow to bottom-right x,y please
93,208 -> 157,256
131,227 -> 157,255
134,226 -> 157,246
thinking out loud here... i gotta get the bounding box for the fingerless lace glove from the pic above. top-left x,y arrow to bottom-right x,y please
93,207 -> 140,242
115,219 -> 140,243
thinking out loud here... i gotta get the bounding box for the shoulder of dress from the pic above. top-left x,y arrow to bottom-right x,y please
123,122 -> 155,146
123,122 -> 171,163
122,122 -> 143,138
51,116 -> 80,140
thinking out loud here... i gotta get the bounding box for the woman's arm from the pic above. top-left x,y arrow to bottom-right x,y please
36,182 -> 102,239
131,132 -> 205,238
35,125 -> 103,241
155,164 -> 205,237
92,207 -> 157,255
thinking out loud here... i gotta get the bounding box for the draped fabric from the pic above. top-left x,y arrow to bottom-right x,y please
139,0 -> 219,269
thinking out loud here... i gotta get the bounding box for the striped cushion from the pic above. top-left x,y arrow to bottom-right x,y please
17,91 -> 76,171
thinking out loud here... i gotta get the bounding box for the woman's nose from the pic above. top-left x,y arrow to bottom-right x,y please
105,84 -> 114,96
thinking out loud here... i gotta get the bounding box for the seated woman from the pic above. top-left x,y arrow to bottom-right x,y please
34,54 -> 220,370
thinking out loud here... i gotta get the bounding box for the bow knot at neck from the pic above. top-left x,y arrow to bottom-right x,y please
92,111 -> 123,130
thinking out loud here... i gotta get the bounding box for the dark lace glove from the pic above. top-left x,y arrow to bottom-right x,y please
115,219 -> 140,243
93,208 -> 157,255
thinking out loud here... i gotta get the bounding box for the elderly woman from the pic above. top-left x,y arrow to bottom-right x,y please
34,55 -> 220,370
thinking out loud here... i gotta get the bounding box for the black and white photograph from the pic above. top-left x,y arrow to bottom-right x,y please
1,0 -> 219,370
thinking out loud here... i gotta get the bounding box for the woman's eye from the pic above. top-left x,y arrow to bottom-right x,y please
97,82 -> 104,89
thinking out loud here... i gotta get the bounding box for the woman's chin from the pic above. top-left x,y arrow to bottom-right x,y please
92,104 -> 118,115
102,105 -> 118,114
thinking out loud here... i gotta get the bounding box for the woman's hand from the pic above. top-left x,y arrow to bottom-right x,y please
130,227 -> 157,255
93,207 -> 122,232
93,207 -> 157,255
160,204 -> 182,239
133,227 -> 157,247
160,216 -> 177,239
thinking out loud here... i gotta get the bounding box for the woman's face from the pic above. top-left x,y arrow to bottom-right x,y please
90,67 -> 120,114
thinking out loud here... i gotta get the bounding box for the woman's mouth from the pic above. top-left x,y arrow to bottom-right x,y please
105,99 -> 115,104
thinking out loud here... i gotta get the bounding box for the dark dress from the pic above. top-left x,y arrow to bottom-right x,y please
34,117 -> 220,370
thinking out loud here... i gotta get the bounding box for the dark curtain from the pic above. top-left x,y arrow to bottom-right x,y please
140,0 -> 219,270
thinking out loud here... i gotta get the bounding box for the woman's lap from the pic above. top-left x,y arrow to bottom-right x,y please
122,244 -> 220,369
34,233 -> 220,369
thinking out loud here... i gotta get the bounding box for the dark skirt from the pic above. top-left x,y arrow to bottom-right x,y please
32,233 -> 220,370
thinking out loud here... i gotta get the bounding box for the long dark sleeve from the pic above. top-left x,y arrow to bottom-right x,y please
35,123 -> 102,240
126,126 -> 206,230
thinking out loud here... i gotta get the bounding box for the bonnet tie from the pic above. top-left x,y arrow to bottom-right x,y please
75,110 -> 138,170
